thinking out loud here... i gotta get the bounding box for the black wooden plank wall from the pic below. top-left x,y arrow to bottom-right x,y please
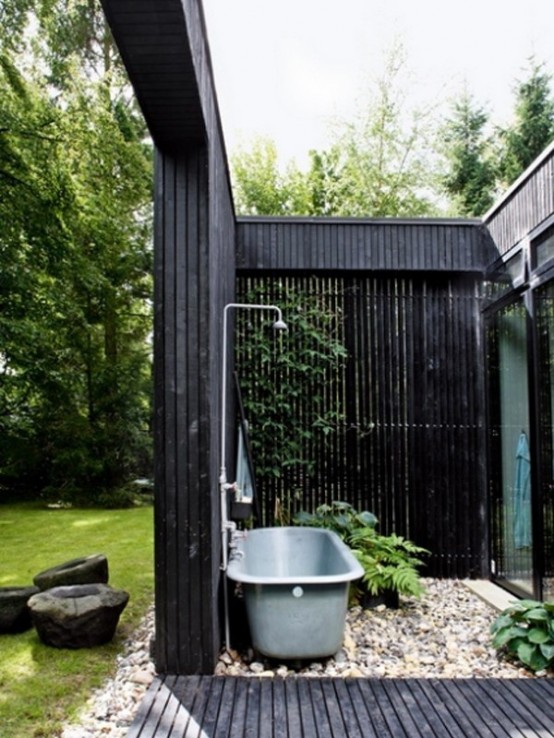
485,144 -> 554,257
237,217 -> 498,273
154,149 -> 211,674
153,139 -> 234,675
102,0 -> 239,676
236,274 -> 488,578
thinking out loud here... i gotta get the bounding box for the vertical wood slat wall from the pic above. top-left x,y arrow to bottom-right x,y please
145,0 -> 236,675
236,213 -> 491,578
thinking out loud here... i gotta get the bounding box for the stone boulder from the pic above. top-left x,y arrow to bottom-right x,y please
0,586 -> 40,633
33,554 -> 109,591
28,584 -> 129,648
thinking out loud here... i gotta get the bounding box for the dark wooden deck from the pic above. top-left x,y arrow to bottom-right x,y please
127,675 -> 554,737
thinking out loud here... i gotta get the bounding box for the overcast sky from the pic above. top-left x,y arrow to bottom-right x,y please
202,0 -> 554,168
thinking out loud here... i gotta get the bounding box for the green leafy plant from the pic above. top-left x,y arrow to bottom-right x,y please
491,599 -> 554,673
294,500 -> 377,536
348,527 -> 429,599
295,500 -> 428,603
235,279 -> 348,485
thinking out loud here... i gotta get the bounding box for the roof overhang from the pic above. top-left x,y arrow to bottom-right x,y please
100,0 -> 206,149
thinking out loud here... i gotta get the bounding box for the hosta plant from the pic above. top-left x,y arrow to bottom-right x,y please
294,501 -> 378,538
491,599 -> 554,673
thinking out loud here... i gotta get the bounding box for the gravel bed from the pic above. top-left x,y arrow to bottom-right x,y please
61,605 -> 156,738
216,579 -> 544,679
60,580 -> 551,737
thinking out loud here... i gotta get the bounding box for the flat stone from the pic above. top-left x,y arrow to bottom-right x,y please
130,669 -> 154,686
28,584 -> 129,648
34,554 -> 109,591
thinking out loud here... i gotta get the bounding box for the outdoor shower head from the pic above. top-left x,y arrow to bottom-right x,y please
272,318 -> 288,331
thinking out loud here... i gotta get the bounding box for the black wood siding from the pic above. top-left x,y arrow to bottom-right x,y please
237,217 -> 497,273
103,0 -> 235,674
485,143 -> 554,256
154,144 -> 234,675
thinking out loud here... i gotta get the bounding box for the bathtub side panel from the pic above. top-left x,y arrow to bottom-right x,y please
244,582 -> 349,659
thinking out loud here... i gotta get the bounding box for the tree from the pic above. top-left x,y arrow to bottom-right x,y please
497,59 -> 554,187
440,92 -> 496,216
231,45 -> 442,218
231,136 -> 311,215
0,3 -> 153,504
36,77 -> 153,503
319,47 -> 440,217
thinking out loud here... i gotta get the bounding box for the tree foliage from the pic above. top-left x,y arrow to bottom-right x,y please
233,55 -> 554,220
319,49 -> 439,217
232,46 -> 441,218
497,59 -> 554,187
231,137 -> 311,216
440,92 -> 496,216
0,4 -> 153,505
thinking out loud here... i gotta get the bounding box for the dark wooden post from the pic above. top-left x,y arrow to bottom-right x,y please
153,147 -> 219,673
99,0 -> 236,673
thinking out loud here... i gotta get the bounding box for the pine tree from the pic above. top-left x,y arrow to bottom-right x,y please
498,59 -> 554,187
441,92 -> 496,216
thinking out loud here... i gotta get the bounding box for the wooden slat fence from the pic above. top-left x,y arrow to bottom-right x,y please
235,273 -> 487,578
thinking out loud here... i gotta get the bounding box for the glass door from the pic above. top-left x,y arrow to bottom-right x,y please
534,283 -> 554,601
488,298 -> 534,597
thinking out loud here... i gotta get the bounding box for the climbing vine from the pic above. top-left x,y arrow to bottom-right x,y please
235,277 -> 348,495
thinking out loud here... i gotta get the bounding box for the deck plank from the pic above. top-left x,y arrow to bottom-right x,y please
214,676 -> 237,736
168,675 -> 203,737
429,679 -> 501,738
126,676 -> 164,738
307,679 -> 335,738
409,680 -> 472,737
296,678 -> 319,737
344,679 -> 389,737
228,678 -> 250,738
126,676 -> 554,738
465,679 -> 547,738
271,679 -> 288,738
258,678 -> 274,738
283,677 -> 303,738
501,679 -> 554,735
320,679 -> 356,738
197,676 -> 225,736
357,679 -> 410,737
243,679 -> 261,738
385,680 -> 440,737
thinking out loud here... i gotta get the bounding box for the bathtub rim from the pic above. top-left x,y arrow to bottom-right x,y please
225,526 -> 364,585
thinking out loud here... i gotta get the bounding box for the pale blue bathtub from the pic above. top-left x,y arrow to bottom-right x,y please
226,526 -> 363,660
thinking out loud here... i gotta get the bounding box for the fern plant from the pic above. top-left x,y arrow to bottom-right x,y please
295,500 -> 428,604
348,527 -> 429,599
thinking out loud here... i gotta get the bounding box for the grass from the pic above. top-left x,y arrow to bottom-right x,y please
0,501 -> 154,738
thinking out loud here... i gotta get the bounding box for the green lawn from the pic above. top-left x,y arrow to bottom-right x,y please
0,502 -> 154,738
